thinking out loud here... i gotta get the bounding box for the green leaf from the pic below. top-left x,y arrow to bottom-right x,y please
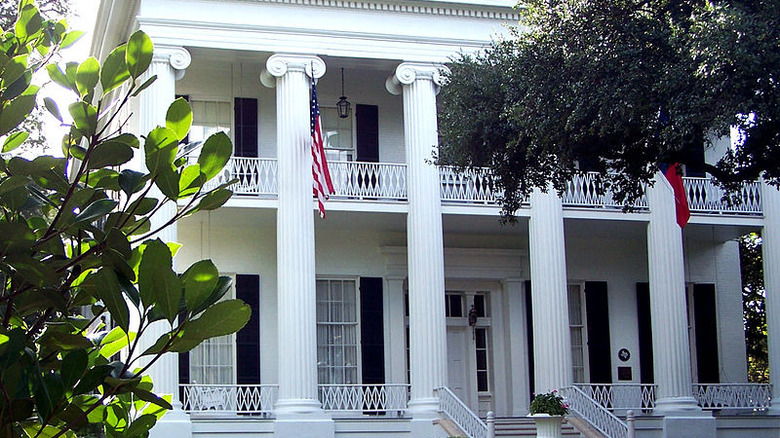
138,239 -> 181,322
60,30 -> 84,49
99,329 -> 135,359
182,260 -> 219,311
129,197 -> 157,216
144,127 -> 178,176
43,97 -> 62,122
141,333 -> 172,356
130,389 -> 173,410
179,164 -> 204,197
125,413 -> 159,436
84,269 -> 129,332
155,166 -> 180,201
88,140 -> 133,168
198,131 -> 232,180
165,98 -> 192,141
73,365 -> 113,395
45,331 -> 93,350
62,350 -> 89,388
0,221 -> 35,254
118,169 -> 146,196
126,30 -> 153,79
76,57 -> 100,97
68,101 -> 98,136
75,198 -> 117,224
3,55 -> 28,87
182,300 -> 251,341
2,131 -> 28,152
195,188 -> 232,211
131,74 -> 156,97
100,44 -> 129,96
2,71 -> 31,101
191,275 -> 233,315
15,3 -> 42,41
47,63 -> 77,93
0,89 -> 38,136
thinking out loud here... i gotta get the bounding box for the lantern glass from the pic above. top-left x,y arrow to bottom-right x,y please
337,96 -> 351,119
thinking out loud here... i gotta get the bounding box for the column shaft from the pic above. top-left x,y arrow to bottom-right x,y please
762,182 -> 780,413
646,175 -> 697,412
529,188 -> 571,393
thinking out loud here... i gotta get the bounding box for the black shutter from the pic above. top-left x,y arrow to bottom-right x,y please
693,284 -> 720,383
525,280 -> 535,399
360,277 -> 385,385
356,104 -> 379,162
236,274 -> 261,384
636,283 -> 654,384
585,281 -> 612,383
234,98 -> 258,158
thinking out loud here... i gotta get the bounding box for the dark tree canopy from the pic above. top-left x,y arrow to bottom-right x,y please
438,0 -> 780,216
740,234 -> 768,382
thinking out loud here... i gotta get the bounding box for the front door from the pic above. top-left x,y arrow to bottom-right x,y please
447,327 -> 471,405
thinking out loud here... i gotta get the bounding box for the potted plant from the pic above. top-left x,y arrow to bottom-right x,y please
529,390 -> 569,438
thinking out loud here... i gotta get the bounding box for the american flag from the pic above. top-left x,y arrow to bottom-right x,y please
311,79 -> 334,218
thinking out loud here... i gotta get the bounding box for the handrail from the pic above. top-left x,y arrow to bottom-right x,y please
318,383 -> 409,413
560,386 -> 631,438
181,384 -> 278,415
435,386 -> 494,438
575,383 -> 657,411
692,383 -> 772,411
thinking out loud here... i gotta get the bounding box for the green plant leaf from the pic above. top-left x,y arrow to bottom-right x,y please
195,188 -> 232,211
0,88 -> 38,136
83,269 -> 129,332
60,30 -> 84,49
100,44 -> 129,96
43,96 -> 62,122
131,74 -> 156,97
47,63 -> 77,93
144,127 -> 178,176
182,260 -> 219,311
197,131 -> 232,180
130,389 -> 173,410
182,299 -> 251,342
68,101 -> 98,136
62,350 -> 88,388
166,97 -> 192,141
76,56 -> 100,98
126,30 -> 153,79
15,2 -> 42,41
155,166 -> 180,200
73,365 -> 113,395
74,198 -> 117,224
118,169 -> 146,196
88,140 -> 133,168
178,164 -> 204,197
2,131 -> 28,152
125,413 -> 159,436
138,239 -> 181,322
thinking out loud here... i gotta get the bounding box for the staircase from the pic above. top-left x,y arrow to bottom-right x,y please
494,417 -> 585,437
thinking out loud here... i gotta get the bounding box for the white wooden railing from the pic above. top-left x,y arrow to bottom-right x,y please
440,166 -> 499,204
560,386 -> 632,438
693,383 -> 772,411
181,384 -> 278,415
318,384 -> 409,414
329,161 -> 407,200
186,157 -> 765,215
563,172 -> 649,210
435,387 -> 494,438
576,383 -> 657,411
683,177 -> 762,215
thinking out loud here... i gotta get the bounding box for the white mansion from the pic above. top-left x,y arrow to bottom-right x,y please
91,0 -> 779,437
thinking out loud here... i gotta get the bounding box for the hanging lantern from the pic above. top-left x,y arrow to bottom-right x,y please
337,67 -> 351,119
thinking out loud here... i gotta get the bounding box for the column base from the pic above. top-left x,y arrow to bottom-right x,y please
653,396 -> 704,415
274,398 -> 323,417
407,397 -> 440,420
767,402 -> 780,415
149,408 -> 192,438
274,415 -> 334,438
662,415 -> 715,438
410,417 -> 447,438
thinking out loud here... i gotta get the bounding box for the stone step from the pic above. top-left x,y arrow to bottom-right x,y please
493,417 -> 585,438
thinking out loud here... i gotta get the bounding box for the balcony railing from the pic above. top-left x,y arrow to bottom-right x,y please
693,383 -> 772,411
576,383 -> 657,411
684,177 -> 762,215
190,157 -> 763,215
318,384 -> 409,414
182,383 -> 410,416
181,384 -> 278,415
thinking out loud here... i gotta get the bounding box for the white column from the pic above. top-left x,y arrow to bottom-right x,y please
646,174 -> 699,413
503,278 -> 530,415
529,188 -> 571,393
262,54 -> 326,416
387,62 -> 448,418
762,181 -> 780,414
138,46 -> 192,438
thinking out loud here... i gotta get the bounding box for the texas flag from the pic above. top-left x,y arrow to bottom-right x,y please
660,163 -> 690,228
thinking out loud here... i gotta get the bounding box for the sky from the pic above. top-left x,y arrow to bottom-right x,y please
39,0 -> 100,154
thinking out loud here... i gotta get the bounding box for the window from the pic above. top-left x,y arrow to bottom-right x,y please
475,328 -> 490,392
189,279 -> 236,384
321,107 -> 353,161
445,293 -> 464,317
568,284 -> 586,383
473,293 -> 488,318
316,279 -> 359,384
189,100 -> 231,145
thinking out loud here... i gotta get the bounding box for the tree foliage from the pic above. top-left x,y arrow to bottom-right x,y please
0,2 -> 247,437
438,0 -> 780,217
739,233 -> 767,382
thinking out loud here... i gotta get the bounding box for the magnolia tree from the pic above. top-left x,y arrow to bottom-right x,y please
0,2 -> 249,437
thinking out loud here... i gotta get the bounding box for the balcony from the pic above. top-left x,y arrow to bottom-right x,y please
196,157 -> 763,216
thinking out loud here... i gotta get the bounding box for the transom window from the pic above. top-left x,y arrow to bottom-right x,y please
316,279 -> 359,384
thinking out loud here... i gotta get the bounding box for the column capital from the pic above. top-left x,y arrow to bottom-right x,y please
152,46 -> 191,80
261,54 -> 325,88
386,62 -> 449,95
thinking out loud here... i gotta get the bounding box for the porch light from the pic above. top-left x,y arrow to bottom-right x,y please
337,67 -> 351,119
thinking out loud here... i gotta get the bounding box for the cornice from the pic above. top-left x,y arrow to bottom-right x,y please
236,0 -> 520,20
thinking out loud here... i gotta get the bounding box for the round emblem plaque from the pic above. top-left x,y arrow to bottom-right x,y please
618,348 -> 631,362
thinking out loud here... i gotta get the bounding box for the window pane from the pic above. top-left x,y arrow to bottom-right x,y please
316,279 -> 360,384
474,294 -> 486,317
477,371 -> 488,392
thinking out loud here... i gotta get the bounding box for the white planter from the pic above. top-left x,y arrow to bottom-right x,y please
529,414 -> 563,438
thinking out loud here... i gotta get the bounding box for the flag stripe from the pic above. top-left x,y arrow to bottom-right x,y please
661,162 -> 691,228
311,80 -> 334,218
